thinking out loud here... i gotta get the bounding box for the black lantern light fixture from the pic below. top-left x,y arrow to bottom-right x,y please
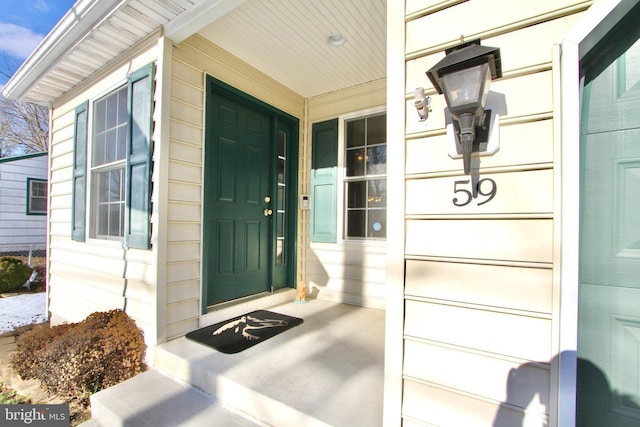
426,40 -> 502,174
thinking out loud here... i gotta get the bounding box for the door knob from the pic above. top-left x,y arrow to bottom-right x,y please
263,209 -> 273,216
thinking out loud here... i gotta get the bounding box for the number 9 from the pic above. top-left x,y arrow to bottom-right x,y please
476,178 -> 497,206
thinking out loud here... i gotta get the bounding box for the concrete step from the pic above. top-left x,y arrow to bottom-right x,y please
88,369 -> 264,427
154,340 -> 333,427
88,299 -> 384,427
154,300 -> 384,427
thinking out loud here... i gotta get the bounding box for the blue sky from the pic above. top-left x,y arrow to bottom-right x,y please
0,0 -> 76,87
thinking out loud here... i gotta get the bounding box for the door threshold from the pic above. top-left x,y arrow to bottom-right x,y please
201,288 -> 296,328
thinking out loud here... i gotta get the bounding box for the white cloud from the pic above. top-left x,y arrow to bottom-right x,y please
0,23 -> 44,59
33,0 -> 53,13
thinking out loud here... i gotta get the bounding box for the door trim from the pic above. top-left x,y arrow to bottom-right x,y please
202,75 -> 299,314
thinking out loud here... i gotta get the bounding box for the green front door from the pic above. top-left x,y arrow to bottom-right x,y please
202,78 -> 298,308
578,8 -> 640,426
203,90 -> 272,306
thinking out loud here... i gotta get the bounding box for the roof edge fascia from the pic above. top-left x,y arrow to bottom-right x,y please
164,0 -> 247,43
0,151 -> 48,164
2,0 -> 124,102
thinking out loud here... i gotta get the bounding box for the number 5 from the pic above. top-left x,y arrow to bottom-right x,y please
452,180 -> 472,207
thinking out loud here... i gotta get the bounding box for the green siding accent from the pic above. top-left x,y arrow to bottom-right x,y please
71,101 -> 88,242
0,152 -> 47,163
126,62 -> 155,249
311,118 -> 338,243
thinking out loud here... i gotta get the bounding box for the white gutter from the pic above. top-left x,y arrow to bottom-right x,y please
1,0 -> 123,101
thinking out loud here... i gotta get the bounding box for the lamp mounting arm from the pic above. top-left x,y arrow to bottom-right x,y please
457,113 -> 475,175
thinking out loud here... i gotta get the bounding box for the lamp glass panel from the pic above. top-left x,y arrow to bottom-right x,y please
441,65 -> 484,107
479,64 -> 491,107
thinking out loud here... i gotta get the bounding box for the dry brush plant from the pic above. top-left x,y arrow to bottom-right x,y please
11,309 -> 145,407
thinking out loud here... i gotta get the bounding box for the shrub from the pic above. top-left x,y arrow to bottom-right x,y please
11,309 -> 145,406
0,257 -> 32,293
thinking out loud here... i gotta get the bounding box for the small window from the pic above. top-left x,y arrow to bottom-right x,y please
344,113 -> 386,239
90,86 -> 128,240
27,178 -> 47,215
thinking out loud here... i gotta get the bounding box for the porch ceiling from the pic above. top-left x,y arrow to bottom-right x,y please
2,0 -> 386,104
198,0 -> 387,98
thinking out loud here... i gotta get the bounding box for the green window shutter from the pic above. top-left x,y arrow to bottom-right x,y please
71,101 -> 88,242
310,118 -> 338,243
125,62 -> 155,249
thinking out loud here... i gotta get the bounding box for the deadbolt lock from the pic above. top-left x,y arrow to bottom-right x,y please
264,196 -> 271,203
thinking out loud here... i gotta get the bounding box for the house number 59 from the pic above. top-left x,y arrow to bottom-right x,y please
452,178 -> 497,207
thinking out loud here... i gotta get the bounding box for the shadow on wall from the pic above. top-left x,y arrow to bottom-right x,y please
305,248 -> 329,300
493,351 -> 640,427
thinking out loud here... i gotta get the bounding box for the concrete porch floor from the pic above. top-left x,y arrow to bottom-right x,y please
89,299 -> 385,426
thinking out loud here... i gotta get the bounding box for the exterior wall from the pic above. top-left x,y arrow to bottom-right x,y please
0,153 -> 48,249
392,0 -> 592,425
47,36 -> 162,351
304,80 -> 387,308
45,27 -> 386,348
164,34 -> 305,339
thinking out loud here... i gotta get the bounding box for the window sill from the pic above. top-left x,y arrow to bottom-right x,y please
86,237 -> 125,248
310,239 -> 387,251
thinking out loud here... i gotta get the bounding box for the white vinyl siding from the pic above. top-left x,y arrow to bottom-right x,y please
0,154 -> 48,247
391,0 -> 593,425
304,80 -> 387,308
47,39 -> 160,353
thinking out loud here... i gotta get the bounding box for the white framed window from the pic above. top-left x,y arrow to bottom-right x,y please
339,107 -> 387,240
26,178 -> 47,215
72,62 -> 154,249
90,86 -> 128,240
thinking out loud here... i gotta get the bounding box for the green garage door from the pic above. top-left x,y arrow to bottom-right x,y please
578,7 -> 640,426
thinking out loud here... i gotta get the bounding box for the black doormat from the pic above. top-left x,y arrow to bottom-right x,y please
186,310 -> 303,354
